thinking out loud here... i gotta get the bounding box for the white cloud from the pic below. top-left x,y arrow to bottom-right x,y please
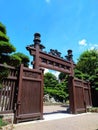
78,39 -> 98,51
45,0 -> 51,3
90,46 -> 95,50
89,44 -> 98,50
78,39 -> 87,46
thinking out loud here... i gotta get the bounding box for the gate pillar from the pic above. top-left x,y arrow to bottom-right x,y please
66,50 -> 76,113
33,33 -> 45,69
33,33 -> 40,69
68,76 -> 76,114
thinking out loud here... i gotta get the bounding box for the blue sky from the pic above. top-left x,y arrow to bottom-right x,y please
1,0 -> 98,64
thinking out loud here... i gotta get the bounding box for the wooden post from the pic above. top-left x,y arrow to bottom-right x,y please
67,50 -> 76,113
88,82 -> 92,106
33,33 -> 41,69
40,68 -> 44,119
14,64 -> 23,123
82,80 -> 86,112
67,50 -> 74,76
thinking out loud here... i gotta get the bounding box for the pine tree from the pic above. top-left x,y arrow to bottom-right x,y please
0,22 -> 21,66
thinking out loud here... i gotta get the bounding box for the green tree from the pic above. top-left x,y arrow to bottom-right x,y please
0,22 -> 30,67
44,72 -> 58,100
0,22 -> 21,66
59,72 -> 67,81
55,78 -> 69,102
44,72 -> 58,89
76,49 -> 98,106
13,52 -> 29,67
44,72 -> 69,102
74,69 -> 89,80
76,49 -> 98,76
76,49 -> 98,84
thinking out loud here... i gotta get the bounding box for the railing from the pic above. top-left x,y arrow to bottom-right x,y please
0,64 -> 19,114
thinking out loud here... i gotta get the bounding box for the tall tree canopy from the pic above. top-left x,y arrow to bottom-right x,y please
0,22 -> 16,61
76,49 -> 98,88
76,49 -> 98,106
0,22 -> 30,67
76,49 -> 98,76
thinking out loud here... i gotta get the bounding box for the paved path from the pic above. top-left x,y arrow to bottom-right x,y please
3,105 -> 98,130
14,113 -> 98,130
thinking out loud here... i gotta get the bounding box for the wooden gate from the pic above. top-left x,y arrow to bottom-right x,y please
0,33 -> 92,123
15,64 -> 44,123
69,76 -> 92,114
26,33 -> 92,115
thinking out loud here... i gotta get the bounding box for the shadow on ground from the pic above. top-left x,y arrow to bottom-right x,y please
43,106 -> 70,115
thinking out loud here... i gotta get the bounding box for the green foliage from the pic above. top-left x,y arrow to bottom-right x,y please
0,117 -> 7,128
44,72 -> 58,99
59,72 -> 66,81
13,52 -> 30,67
0,22 -> 16,54
9,54 -> 21,67
0,64 -> 9,88
76,49 -> 98,90
44,72 -> 69,102
0,22 -> 30,67
0,22 -> 6,34
44,72 -> 58,88
76,49 -> 98,76
74,69 -> 89,80
0,31 -> 9,42
0,64 -> 9,80
0,22 -> 16,65
74,69 -> 83,79
0,41 -> 16,54
55,80 -> 69,102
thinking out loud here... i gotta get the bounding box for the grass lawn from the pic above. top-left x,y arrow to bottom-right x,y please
0,117 -> 8,129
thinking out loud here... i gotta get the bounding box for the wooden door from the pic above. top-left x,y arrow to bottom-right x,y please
15,64 -> 43,123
